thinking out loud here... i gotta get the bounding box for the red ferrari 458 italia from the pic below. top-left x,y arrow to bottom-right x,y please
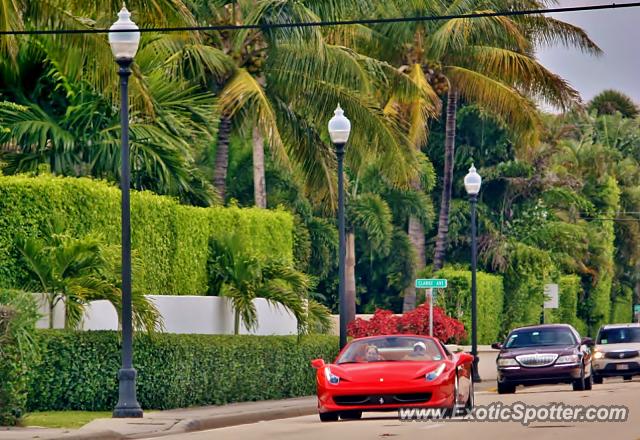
311,334 -> 474,422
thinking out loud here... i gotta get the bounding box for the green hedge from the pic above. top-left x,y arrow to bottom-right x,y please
0,290 -> 39,425
27,331 -> 338,412
610,285 -> 633,324
502,242 -> 555,332
545,275 -> 587,332
434,268 -> 504,344
0,175 -> 293,295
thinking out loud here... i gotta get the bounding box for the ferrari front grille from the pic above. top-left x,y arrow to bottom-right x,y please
334,393 -> 431,406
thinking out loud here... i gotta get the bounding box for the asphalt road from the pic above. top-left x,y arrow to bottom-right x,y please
142,378 -> 640,440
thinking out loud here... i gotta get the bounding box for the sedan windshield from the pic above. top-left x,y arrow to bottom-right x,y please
505,328 -> 576,348
597,327 -> 640,344
337,336 -> 444,363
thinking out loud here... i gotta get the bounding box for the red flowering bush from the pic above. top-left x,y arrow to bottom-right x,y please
347,304 -> 467,343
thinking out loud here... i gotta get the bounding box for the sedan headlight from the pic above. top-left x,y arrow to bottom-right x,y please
324,367 -> 340,385
425,363 -> 446,381
556,354 -> 580,364
497,358 -> 518,367
593,351 -> 604,360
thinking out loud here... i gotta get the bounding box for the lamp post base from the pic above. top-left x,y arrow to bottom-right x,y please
113,368 -> 143,418
472,357 -> 482,383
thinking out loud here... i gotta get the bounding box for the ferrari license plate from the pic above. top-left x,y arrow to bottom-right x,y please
616,364 -> 629,370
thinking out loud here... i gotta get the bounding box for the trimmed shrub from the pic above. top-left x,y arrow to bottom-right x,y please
0,175 -> 293,295
502,243 -> 555,332
347,305 -> 467,343
27,331 -> 338,411
433,268 -> 504,344
610,285 -> 633,324
0,290 -> 39,425
545,275 -> 587,331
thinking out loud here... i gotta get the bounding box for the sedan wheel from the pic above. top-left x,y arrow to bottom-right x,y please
497,381 -> 516,394
319,412 -> 339,422
593,374 -> 603,384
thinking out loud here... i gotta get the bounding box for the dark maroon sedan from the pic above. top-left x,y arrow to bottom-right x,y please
491,324 -> 594,394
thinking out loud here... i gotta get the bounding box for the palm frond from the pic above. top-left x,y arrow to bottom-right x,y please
219,68 -> 289,168
456,45 -> 580,110
446,66 -> 541,143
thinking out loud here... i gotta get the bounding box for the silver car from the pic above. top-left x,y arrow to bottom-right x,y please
592,323 -> 640,384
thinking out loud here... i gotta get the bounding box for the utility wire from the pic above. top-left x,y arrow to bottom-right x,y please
0,2 -> 639,36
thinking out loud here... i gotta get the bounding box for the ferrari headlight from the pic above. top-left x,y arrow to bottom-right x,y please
497,358 -> 518,367
324,367 -> 340,385
425,363 -> 446,381
556,354 -> 580,364
593,351 -> 604,360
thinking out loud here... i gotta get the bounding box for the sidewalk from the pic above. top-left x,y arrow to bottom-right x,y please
0,382 -> 496,440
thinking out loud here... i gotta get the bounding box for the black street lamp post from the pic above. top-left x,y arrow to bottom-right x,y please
328,105 -> 351,350
110,5 -> 143,418
464,164 -> 482,383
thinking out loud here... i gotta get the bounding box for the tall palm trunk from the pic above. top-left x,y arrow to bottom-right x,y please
214,116 -> 232,202
433,89 -> 458,271
234,310 -> 240,335
48,294 -> 55,330
253,126 -> 267,208
403,215 -> 426,311
345,231 -> 357,325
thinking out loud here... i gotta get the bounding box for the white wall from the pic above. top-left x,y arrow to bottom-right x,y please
34,293 -> 65,329
69,295 -> 298,335
81,300 -> 119,331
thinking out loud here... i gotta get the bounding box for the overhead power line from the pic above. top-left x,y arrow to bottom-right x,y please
0,2 -> 639,36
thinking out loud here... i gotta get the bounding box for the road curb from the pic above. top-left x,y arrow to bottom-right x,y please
53,429 -> 124,440
178,405 -> 317,433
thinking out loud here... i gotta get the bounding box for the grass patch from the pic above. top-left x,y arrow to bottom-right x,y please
21,411 -> 112,429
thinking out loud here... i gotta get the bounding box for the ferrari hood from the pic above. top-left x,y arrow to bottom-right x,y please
330,361 -> 448,382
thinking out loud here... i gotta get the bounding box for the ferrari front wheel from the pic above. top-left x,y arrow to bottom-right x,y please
444,373 -> 460,418
319,411 -> 339,422
464,374 -> 475,413
340,410 -> 362,420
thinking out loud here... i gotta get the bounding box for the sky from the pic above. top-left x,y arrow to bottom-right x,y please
536,0 -> 640,105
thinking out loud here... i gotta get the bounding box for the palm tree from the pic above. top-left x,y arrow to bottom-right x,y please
363,0 -> 598,270
207,234 -> 331,334
217,0 -> 437,210
342,158 -> 434,319
588,90 -> 639,118
0,1 -> 234,204
16,219 -> 161,331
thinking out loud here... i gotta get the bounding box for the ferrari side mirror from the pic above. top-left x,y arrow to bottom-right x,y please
581,337 -> 594,347
311,358 -> 325,369
456,352 -> 473,365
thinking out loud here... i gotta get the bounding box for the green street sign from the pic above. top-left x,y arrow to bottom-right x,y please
634,304 -> 640,314
415,279 -> 447,289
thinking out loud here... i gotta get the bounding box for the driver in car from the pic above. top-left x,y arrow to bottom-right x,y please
402,341 -> 433,360
365,345 -> 383,362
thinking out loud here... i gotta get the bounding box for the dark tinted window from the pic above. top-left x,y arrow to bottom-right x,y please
505,327 -> 577,348
597,327 -> 640,344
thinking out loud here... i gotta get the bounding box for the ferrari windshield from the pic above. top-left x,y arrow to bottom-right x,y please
597,327 -> 640,344
337,336 -> 444,363
505,327 -> 577,348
